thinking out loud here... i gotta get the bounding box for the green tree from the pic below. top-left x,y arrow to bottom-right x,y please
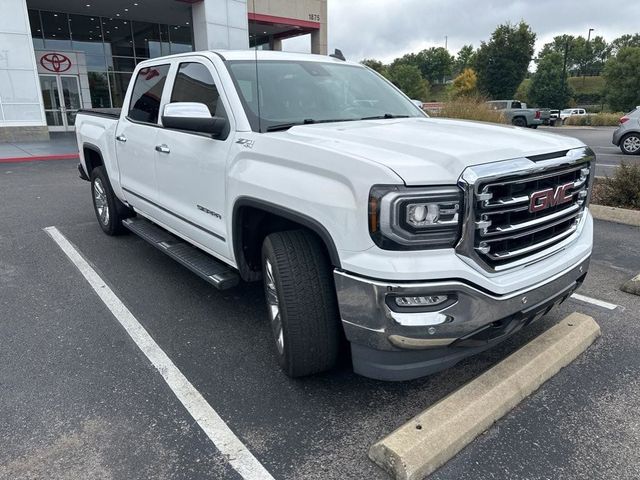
603,46 -> 640,111
528,52 -> 573,108
414,47 -> 455,84
453,44 -> 476,75
610,34 -> 640,54
474,21 -> 536,99
539,35 -> 611,76
386,63 -> 430,100
361,58 -> 387,76
450,68 -> 478,98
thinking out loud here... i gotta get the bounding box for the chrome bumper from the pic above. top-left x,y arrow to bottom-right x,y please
335,255 -> 590,380
334,254 -> 590,352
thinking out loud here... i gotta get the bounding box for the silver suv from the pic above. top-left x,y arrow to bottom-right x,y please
613,107 -> 640,155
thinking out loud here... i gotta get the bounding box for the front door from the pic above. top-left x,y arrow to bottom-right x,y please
154,59 -> 233,259
39,75 -> 82,132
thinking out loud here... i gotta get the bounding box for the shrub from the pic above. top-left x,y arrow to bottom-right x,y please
564,112 -> 623,126
594,162 -> 640,209
450,68 -> 478,99
431,97 -> 505,123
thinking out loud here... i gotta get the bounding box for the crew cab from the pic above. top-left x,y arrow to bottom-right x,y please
75,50 -> 594,381
486,100 -> 544,128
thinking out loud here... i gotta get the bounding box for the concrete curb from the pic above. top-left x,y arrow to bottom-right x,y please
368,313 -> 600,480
622,272 -> 640,296
590,204 -> 640,228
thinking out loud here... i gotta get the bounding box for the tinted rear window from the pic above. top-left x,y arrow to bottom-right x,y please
128,64 -> 170,123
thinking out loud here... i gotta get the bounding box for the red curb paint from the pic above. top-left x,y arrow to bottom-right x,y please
0,153 -> 79,164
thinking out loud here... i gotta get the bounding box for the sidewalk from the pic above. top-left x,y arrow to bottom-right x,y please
0,132 -> 79,163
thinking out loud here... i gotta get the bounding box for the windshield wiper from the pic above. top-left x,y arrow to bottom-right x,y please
265,118 -> 359,132
359,113 -> 411,120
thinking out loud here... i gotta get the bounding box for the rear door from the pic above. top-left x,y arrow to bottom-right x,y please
116,63 -> 171,210
153,57 -> 234,259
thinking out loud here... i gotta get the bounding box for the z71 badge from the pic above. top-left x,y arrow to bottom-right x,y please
236,138 -> 255,149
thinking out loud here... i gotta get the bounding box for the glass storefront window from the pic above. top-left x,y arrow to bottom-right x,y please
88,72 -> 111,108
159,25 -> 172,57
29,10 -> 44,49
111,57 -> 136,72
132,22 -> 162,58
109,72 -> 133,108
102,18 -> 134,57
169,25 -> 193,54
70,14 -> 105,56
41,11 -> 72,50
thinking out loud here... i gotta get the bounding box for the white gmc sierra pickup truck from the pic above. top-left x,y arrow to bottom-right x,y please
75,50 -> 594,381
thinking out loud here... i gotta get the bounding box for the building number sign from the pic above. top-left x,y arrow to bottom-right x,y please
308,13 -> 321,22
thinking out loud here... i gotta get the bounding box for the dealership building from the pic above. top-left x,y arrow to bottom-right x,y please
0,0 -> 328,141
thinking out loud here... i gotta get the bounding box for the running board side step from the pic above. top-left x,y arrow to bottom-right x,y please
122,217 -> 240,290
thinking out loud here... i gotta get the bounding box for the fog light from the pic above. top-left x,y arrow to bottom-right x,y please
394,295 -> 449,307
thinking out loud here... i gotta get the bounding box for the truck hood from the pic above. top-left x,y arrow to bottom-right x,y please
279,117 -> 584,185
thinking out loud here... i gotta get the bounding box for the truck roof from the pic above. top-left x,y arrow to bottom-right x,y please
136,49 -> 361,67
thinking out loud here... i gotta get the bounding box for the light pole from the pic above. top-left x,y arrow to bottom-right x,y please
583,28 -> 594,85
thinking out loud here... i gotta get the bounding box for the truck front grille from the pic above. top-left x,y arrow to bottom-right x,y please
457,148 -> 594,272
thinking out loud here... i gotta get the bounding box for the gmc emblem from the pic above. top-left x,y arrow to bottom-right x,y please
529,182 -> 574,213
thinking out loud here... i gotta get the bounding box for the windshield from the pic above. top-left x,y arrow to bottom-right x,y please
225,60 -> 425,132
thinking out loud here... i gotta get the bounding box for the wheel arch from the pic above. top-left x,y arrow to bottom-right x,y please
82,143 -> 105,175
232,197 -> 341,282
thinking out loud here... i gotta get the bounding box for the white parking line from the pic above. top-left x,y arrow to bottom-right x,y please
44,226 -> 274,480
571,293 -> 618,310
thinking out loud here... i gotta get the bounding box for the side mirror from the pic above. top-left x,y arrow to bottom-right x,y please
411,99 -> 424,109
162,102 -> 227,137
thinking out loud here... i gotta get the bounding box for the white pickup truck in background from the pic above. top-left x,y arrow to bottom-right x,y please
75,50 -> 595,381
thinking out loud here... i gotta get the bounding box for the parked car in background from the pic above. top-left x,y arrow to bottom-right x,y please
486,100 -> 543,128
560,108 -> 587,124
612,107 -> 640,155
549,109 -> 560,126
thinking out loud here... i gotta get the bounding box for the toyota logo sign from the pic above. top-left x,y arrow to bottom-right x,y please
40,53 -> 72,73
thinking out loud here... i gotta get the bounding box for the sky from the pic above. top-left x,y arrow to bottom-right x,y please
282,0 -> 640,63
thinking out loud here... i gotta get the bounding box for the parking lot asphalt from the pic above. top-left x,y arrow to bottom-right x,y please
540,126 -> 638,178
1,159 -> 640,480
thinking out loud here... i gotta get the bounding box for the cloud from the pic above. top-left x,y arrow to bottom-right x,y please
314,0 -> 640,62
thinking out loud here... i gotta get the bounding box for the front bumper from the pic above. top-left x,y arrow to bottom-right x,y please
334,254 -> 590,381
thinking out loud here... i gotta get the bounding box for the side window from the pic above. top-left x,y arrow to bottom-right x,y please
511,101 -> 521,109
128,64 -> 170,124
171,62 -> 228,120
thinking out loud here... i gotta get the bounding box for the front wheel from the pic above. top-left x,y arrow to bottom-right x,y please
620,133 -> 640,155
261,230 -> 341,377
90,166 -> 132,235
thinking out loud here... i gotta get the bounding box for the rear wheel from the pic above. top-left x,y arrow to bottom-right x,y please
261,230 -> 341,377
90,166 -> 132,235
620,133 -> 640,155
512,117 -> 527,127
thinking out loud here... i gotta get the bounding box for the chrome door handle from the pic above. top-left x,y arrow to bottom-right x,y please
155,144 -> 170,154
116,135 -> 127,143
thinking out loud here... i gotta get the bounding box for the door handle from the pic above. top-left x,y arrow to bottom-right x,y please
155,144 -> 170,154
116,135 -> 127,143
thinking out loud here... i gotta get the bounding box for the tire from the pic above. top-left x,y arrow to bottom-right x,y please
261,230 -> 341,377
90,166 -> 133,235
512,117 -> 527,127
620,133 -> 640,155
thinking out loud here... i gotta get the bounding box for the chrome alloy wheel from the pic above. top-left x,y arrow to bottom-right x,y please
93,178 -> 110,226
623,135 -> 640,154
265,258 -> 284,355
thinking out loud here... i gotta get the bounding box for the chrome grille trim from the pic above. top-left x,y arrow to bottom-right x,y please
456,147 -> 595,273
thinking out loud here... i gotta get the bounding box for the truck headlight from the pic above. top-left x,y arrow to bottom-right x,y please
369,185 -> 463,250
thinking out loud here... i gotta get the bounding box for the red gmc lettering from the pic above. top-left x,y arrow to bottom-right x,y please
529,182 -> 574,213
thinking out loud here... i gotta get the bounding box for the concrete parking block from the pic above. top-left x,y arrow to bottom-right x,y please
369,312 -> 600,480
590,204 -> 640,228
622,272 -> 640,296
